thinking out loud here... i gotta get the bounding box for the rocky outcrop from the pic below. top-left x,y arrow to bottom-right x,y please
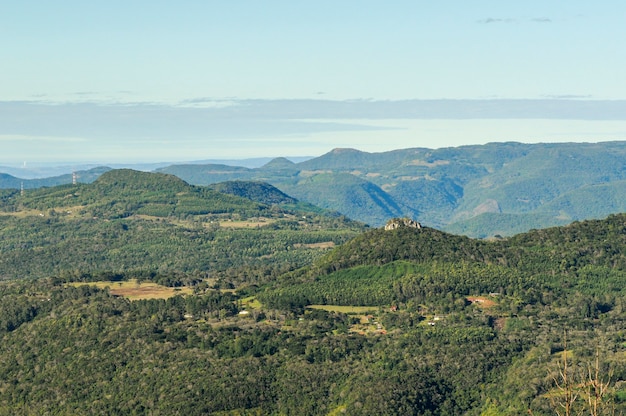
384,218 -> 422,231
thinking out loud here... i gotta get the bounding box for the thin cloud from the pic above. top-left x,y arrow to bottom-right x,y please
178,97 -> 240,109
543,94 -> 593,99
478,17 -> 552,24
0,134 -> 88,143
477,18 -> 516,24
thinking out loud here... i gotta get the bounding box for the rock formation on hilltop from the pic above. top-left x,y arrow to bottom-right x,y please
384,217 -> 422,231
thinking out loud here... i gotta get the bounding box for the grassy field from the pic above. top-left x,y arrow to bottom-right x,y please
466,295 -> 497,308
240,296 -> 263,309
293,242 -> 335,249
213,218 -> 277,228
0,205 -> 90,219
70,280 -> 193,300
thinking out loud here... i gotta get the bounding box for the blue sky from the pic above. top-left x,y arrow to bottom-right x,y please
2,1 -> 626,165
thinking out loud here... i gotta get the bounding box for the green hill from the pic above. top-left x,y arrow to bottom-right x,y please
2,212 -> 626,413
260,213 -> 626,314
155,163 -> 254,184
0,169 -> 365,281
278,172 -> 415,226
257,157 -> 299,173
156,141 -> 626,236
307,213 -> 626,277
8,141 -> 626,237
208,180 -> 298,205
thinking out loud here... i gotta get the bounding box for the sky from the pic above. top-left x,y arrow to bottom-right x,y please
2,1 -> 626,165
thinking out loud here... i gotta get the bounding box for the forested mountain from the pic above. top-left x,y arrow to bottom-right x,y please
4,148 -> 626,413
207,180 -> 298,205
5,142 -> 626,237
154,141 -> 626,237
0,169 -> 364,281
3,205 -> 626,413
255,215 -> 626,413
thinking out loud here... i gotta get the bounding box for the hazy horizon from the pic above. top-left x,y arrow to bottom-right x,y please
3,2 -> 626,164
3,99 -> 626,165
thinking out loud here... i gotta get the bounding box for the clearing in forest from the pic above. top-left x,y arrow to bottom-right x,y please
466,296 -> 497,308
71,280 -> 193,300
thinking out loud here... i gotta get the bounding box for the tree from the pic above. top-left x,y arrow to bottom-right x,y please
549,335 -> 578,416
583,348 -> 614,416
548,334 -> 616,416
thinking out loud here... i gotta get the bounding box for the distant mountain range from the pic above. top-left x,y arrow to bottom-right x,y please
4,141 -> 626,237
0,157 -> 312,179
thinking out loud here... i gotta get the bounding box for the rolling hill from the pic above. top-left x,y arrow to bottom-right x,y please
6,141 -> 626,237
2,209 -> 626,413
156,141 -> 626,236
0,169 -> 365,281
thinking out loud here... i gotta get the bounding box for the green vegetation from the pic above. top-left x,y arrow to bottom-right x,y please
307,305 -> 378,314
9,142 -> 626,236
208,180 -> 298,205
0,169 -> 365,282
253,216 -> 626,414
3,171 -> 626,414
154,141 -> 626,236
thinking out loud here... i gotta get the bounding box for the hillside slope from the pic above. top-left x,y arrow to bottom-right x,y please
155,141 -> 626,236
250,214 -> 626,414
0,169 -> 365,281
7,141 -> 626,236
2,212 -> 626,413
262,213 -> 626,308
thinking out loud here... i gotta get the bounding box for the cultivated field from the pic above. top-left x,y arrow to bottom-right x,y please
466,295 -> 497,308
71,280 -> 193,300
213,218 -> 277,228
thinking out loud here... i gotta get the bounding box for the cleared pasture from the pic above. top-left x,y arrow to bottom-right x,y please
70,280 -> 193,300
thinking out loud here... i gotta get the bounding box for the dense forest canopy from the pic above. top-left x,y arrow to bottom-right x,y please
1,171 -> 626,414
0,169 -> 364,282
